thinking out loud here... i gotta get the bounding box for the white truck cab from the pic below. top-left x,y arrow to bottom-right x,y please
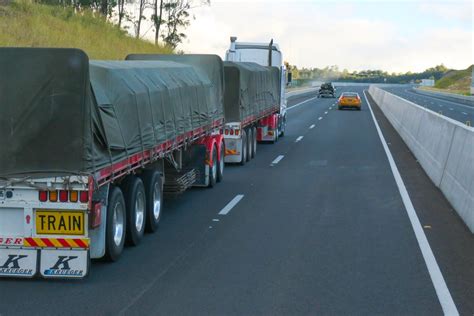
225,37 -> 287,136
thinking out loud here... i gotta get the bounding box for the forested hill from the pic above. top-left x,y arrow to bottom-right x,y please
0,1 -> 171,59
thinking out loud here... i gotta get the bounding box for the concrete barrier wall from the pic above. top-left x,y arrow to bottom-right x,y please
413,87 -> 474,106
368,85 -> 474,233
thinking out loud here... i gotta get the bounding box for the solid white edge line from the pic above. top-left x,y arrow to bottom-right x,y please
363,90 -> 459,316
271,155 -> 284,165
287,97 -> 318,111
218,194 -> 244,215
295,136 -> 304,142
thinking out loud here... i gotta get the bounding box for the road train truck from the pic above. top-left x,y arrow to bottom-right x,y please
0,40 -> 286,279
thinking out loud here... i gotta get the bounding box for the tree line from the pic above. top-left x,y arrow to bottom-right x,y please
37,0 -> 209,49
289,64 -> 449,85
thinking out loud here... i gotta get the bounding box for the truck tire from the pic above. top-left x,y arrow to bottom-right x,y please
240,130 -> 247,165
122,176 -> 146,246
209,145 -> 217,187
252,126 -> 257,158
246,128 -> 252,161
104,186 -> 126,262
217,140 -> 224,182
141,170 -> 163,233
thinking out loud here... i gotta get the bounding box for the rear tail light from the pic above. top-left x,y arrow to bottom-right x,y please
38,190 -> 87,203
230,129 -> 234,135
49,191 -> 58,202
70,190 -> 78,202
80,191 -> 89,203
39,191 -> 48,202
235,129 -> 240,136
59,190 -> 68,202
224,129 -> 229,135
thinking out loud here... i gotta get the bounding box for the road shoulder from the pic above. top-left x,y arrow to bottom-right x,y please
367,92 -> 474,315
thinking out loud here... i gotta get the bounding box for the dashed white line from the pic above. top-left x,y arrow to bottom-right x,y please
309,124 -> 315,129
363,90 -> 459,316
218,194 -> 244,215
212,219 -> 220,222
324,111 -> 328,114
449,108 -> 454,111
271,155 -> 285,165
287,97 -> 318,111
318,117 -> 323,120
462,112 -> 468,115
295,136 -> 304,142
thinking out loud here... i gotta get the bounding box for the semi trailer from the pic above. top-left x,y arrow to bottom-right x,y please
0,38 -> 288,279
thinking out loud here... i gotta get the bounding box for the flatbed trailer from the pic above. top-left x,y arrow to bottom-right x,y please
0,48 -> 225,279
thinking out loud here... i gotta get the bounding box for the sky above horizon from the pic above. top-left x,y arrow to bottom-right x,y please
172,0 -> 473,73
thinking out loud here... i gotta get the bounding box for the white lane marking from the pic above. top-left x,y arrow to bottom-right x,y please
462,112 -> 468,115
309,124 -> 315,129
218,194 -> 244,215
324,111 -> 328,114
318,117 -> 323,120
363,90 -> 459,315
449,108 -> 454,111
287,97 -> 318,111
212,219 -> 220,222
295,136 -> 304,142
271,155 -> 285,166
439,105 -> 443,107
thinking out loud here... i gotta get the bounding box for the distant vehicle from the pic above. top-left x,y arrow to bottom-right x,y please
338,92 -> 361,110
318,82 -> 336,98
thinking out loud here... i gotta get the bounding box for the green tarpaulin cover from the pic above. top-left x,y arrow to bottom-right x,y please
0,48 -> 224,177
223,61 -> 280,123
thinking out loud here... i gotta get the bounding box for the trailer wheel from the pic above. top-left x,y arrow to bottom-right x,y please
240,130 -> 247,165
209,145 -> 218,187
141,170 -> 163,233
105,186 -> 126,262
122,176 -> 146,246
246,128 -> 252,161
217,140 -> 224,182
252,126 -> 257,158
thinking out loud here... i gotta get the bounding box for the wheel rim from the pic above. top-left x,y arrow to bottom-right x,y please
135,191 -> 145,232
152,182 -> 161,220
219,152 -> 224,176
212,153 -> 217,181
112,201 -> 125,247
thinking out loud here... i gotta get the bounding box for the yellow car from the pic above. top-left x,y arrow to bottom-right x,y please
338,92 -> 361,110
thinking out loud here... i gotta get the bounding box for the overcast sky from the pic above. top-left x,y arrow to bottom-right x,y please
172,0 -> 473,73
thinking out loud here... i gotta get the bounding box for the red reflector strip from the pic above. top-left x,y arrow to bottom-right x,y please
41,238 -> 55,248
57,238 -> 70,248
74,239 -> 88,248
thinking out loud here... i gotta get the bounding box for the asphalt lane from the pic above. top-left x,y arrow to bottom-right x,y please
0,87 -> 462,315
382,86 -> 474,125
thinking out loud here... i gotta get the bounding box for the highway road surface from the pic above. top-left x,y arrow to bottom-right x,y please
0,87 -> 473,315
382,86 -> 474,125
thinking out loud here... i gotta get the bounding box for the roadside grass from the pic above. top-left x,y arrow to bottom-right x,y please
0,0 -> 172,59
428,65 -> 473,95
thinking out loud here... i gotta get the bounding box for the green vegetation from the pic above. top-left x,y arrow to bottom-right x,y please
290,64 -> 452,85
429,65 -> 473,95
0,1 -> 172,59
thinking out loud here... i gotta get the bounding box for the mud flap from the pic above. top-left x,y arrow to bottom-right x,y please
40,249 -> 89,279
0,248 -> 37,278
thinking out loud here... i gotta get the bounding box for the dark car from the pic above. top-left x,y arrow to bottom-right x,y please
318,82 -> 336,98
